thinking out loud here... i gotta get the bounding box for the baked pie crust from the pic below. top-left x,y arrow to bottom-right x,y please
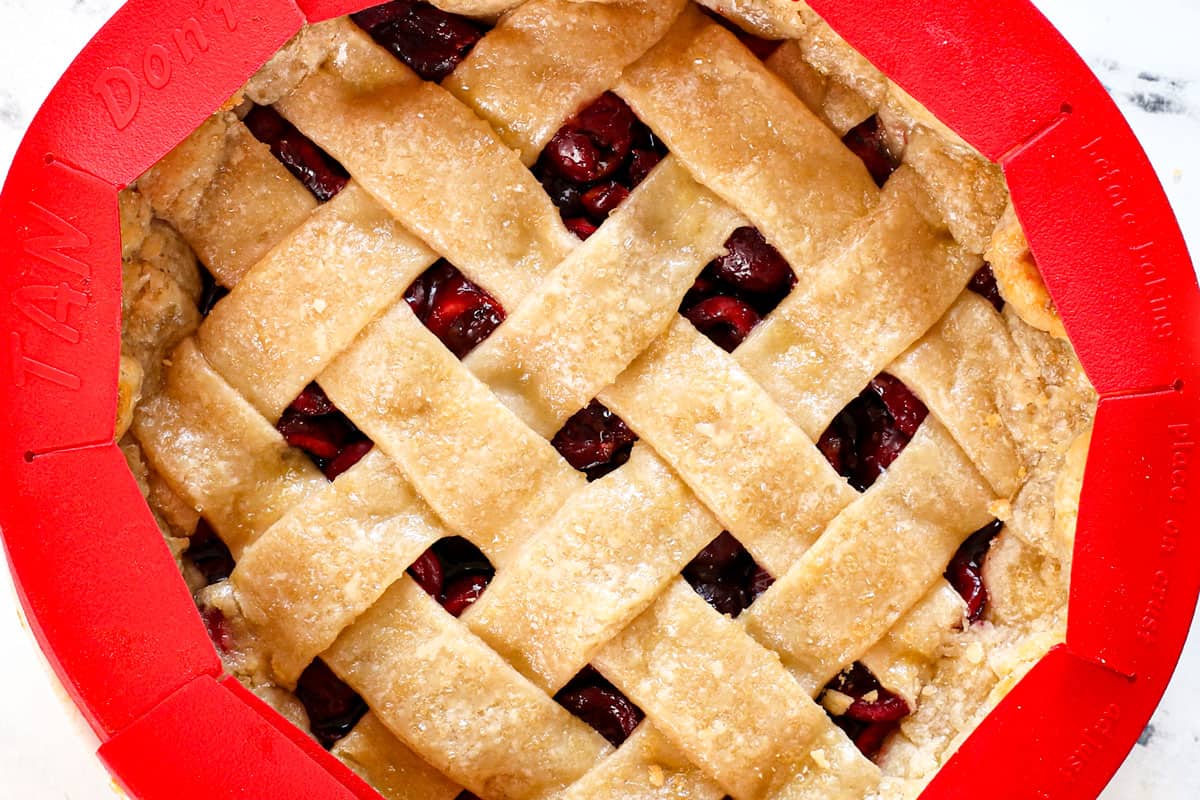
115,2 -> 1098,798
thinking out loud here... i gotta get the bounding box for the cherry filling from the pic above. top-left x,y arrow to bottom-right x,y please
276,383 -> 374,480
197,266 -> 230,317
295,658 -> 369,749
680,226 -> 797,352
554,666 -> 644,747
550,400 -> 638,481
945,520 -> 1004,623
404,260 -> 506,358
243,105 -> 349,203
534,92 -> 669,239
821,662 -> 911,760
968,263 -> 1006,312
842,115 -> 901,188
407,536 -> 496,617
352,1 -> 489,82
682,531 -> 774,617
817,374 -> 929,492
200,606 -> 234,653
186,519 -> 236,585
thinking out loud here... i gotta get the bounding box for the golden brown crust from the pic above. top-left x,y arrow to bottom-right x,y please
117,3 -> 1097,797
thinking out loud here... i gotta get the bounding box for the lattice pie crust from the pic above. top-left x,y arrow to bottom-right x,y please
116,2 -> 1097,799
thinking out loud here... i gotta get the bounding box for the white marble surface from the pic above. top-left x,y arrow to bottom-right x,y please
0,0 -> 1197,798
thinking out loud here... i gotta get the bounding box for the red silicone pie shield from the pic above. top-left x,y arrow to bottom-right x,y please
1,1 -> 1197,798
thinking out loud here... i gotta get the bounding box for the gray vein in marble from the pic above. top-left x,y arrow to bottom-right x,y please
1094,58 -> 1197,117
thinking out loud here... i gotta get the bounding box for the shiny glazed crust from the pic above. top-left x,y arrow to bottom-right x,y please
115,2 -> 1097,799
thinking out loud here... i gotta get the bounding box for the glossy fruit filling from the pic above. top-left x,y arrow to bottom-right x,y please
243,104 -> 349,203
295,658 -> 369,749
817,373 -> 929,492
842,115 -> 901,188
821,662 -> 912,759
185,519 -> 236,585
551,400 -> 639,481
554,665 -> 644,747
534,92 -> 669,239
945,520 -> 1005,623
407,537 -> 496,618
405,260 -> 506,358
276,383 -> 375,481
352,0 -> 489,82
969,263 -> 1006,312
682,531 -> 774,617
680,226 -> 797,352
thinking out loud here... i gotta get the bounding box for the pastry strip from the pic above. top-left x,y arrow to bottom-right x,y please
232,449 -> 446,685
133,340 -> 326,557
197,183 -> 438,420
138,113 -> 317,287
446,0 -> 687,163
465,156 -> 744,436
317,301 -> 585,566
616,8 -> 877,273
601,316 -> 858,578
276,22 -> 577,310
734,168 -> 980,438
595,581 -> 877,800
325,578 -> 610,800
744,419 -> 995,693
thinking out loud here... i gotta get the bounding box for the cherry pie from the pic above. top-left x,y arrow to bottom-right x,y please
115,1 -> 1097,798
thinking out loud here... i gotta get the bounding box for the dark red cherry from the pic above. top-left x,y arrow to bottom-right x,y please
201,605 -> 233,653
323,440 -> 374,481
711,227 -> 795,296
540,173 -> 585,216
749,565 -> 775,600
945,520 -> 1004,623
685,530 -> 744,583
682,296 -> 761,352
845,693 -> 911,723
580,182 -> 630,220
551,400 -> 638,481
627,147 -> 664,186
542,93 -> 636,183
351,1 -> 488,82
404,261 -> 506,358
555,667 -> 644,747
868,373 -> 928,438
197,267 -> 230,317
682,532 -> 771,618
842,115 -> 900,188
969,263 -> 1006,312
441,575 -> 490,617
543,129 -> 607,184
411,537 -> 495,615
243,105 -> 349,202
278,383 -> 375,479
290,383 -> 337,416
407,549 -> 445,597
822,662 -> 911,760
295,659 -> 368,749
277,415 -> 347,460
564,217 -> 599,240
853,721 -> 899,760
818,374 -> 927,491
187,520 -> 235,585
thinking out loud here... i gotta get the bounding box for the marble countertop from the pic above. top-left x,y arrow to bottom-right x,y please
1,1 -> 1197,798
